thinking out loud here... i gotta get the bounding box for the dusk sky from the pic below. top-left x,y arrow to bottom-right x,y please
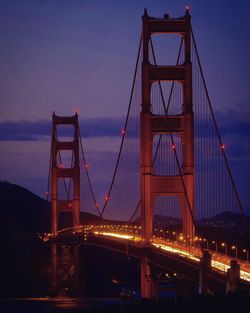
0,0 -> 250,217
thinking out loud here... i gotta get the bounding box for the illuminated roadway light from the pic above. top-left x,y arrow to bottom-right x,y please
94,231 -> 134,240
152,242 -> 200,262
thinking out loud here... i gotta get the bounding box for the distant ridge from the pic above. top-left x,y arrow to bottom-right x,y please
0,180 -> 101,233
198,211 -> 250,232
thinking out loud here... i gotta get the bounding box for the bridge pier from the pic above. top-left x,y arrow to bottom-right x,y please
199,250 -> 211,294
226,260 -> 240,294
50,243 -> 58,295
141,256 -> 156,299
50,243 -> 81,297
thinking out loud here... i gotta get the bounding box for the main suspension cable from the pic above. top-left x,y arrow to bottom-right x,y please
100,34 -> 142,218
78,126 -> 101,216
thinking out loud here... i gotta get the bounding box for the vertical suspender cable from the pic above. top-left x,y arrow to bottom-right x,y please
149,37 -> 196,229
129,38 -> 184,222
55,130 -> 70,201
46,137 -> 52,202
191,27 -> 250,235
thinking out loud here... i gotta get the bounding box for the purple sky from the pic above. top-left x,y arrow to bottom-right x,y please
0,0 -> 250,217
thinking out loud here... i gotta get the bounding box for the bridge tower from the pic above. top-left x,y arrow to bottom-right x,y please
51,112 -> 80,234
50,112 -> 81,295
140,9 -> 194,298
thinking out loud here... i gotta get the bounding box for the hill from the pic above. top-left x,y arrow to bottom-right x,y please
0,180 -> 51,232
0,180 -> 101,297
0,180 -> 101,232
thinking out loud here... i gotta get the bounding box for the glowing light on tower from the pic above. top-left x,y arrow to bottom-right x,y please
73,107 -> 79,114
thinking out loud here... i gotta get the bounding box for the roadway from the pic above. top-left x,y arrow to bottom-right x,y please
43,223 -> 250,293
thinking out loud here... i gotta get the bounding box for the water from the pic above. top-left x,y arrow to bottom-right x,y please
0,297 -> 132,313
0,245 -> 177,312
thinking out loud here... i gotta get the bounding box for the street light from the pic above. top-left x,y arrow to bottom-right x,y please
172,231 -> 176,242
179,235 -> 184,242
221,242 -> 227,255
243,249 -> 249,262
212,240 -> 218,252
203,238 -> 208,249
231,245 -> 238,259
159,228 -> 163,239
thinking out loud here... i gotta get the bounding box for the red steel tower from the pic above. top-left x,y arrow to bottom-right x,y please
51,112 -> 80,234
140,9 -> 194,298
50,112 -> 80,294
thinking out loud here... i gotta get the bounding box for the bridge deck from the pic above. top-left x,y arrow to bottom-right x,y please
43,224 -> 250,294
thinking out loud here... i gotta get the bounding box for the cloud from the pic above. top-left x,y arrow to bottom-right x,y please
0,105 -> 248,145
0,120 -> 51,141
80,117 -> 124,138
0,117 -> 137,141
216,104 -> 250,137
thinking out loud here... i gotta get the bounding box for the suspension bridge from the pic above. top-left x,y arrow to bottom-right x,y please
43,9 -> 250,298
